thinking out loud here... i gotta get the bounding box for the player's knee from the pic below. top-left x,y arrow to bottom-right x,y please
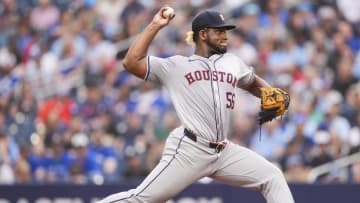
261,165 -> 294,203
265,163 -> 287,185
268,162 -> 284,176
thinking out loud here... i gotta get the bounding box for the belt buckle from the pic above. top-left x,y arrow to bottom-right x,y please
213,141 -> 227,153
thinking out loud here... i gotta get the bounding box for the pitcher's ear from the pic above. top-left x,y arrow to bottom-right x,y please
199,29 -> 208,40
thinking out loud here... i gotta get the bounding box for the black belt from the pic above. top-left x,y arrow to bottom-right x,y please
184,128 -> 226,153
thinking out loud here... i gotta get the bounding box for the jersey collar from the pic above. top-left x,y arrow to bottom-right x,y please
189,54 -> 222,61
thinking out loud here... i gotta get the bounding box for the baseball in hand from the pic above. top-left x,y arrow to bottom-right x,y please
163,7 -> 175,18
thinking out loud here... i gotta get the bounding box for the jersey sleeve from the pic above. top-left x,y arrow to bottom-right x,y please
145,55 -> 173,83
235,55 -> 255,87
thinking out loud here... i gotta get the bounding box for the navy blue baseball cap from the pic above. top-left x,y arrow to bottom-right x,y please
192,10 -> 236,32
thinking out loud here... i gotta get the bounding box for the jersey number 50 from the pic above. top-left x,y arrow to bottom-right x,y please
226,92 -> 235,109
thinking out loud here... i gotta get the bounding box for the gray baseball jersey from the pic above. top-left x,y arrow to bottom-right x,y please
97,53 -> 294,203
146,53 -> 254,142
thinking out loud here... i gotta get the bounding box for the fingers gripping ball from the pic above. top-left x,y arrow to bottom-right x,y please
162,6 -> 175,18
258,87 -> 290,125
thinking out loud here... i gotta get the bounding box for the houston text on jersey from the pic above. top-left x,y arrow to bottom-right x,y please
184,70 -> 237,87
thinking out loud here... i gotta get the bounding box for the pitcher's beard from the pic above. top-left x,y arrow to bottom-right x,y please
206,39 -> 227,55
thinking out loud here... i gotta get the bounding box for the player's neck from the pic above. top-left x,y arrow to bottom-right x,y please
194,46 -> 213,58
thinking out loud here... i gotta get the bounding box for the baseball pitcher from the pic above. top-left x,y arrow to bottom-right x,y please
97,6 -> 294,203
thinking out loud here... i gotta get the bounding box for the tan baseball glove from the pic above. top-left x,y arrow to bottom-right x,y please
258,87 -> 290,125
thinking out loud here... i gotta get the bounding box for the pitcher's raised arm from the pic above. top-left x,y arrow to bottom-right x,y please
122,6 -> 175,79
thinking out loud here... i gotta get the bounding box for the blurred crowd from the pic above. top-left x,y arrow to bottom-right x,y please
0,0 -> 360,185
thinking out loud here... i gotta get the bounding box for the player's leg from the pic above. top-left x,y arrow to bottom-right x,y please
210,142 -> 294,203
97,128 -> 212,203
97,157 -> 193,203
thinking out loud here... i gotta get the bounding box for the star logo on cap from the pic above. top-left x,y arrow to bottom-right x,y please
219,14 -> 224,21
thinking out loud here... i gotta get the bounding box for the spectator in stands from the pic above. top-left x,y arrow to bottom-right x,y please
28,136 -> 49,183
84,28 -> 117,87
88,130 -> 118,172
258,0 -> 288,41
69,132 -> 102,184
121,112 -> 145,146
30,0 -> 60,33
94,0 -> 126,39
37,83 -> 75,146
228,32 -> 258,66
13,145 -> 32,184
0,46 -> 18,99
351,162 -> 360,183
337,21 -> 360,53
56,40 -> 83,96
348,111 -> 360,150
317,6 -> 338,38
122,145 -> 148,180
120,0 -> 145,38
327,32 -> 352,74
309,130 -> 334,183
280,139 -> 310,183
73,84 -> 112,129
332,58 -> 358,96
320,90 -> 351,145
6,82 -> 38,145
46,136 -> 74,183
307,27 -> 331,69
250,120 -> 288,161
233,2 -> 260,46
0,130 -> 16,184
267,38 -> 297,75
